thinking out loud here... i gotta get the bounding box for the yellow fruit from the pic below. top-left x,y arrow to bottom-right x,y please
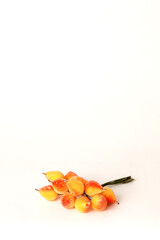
43,171 -> 64,181
35,185 -> 57,201
75,196 -> 91,213
70,176 -> 88,185
67,178 -> 84,196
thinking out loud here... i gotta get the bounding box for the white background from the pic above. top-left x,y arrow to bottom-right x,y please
0,0 -> 160,239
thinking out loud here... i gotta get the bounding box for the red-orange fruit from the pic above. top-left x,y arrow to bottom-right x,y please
64,171 -> 77,180
51,179 -> 68,194
61,193 -> 76,209
91,194 -> 107,211
85,180 -> 103,197
102,187 -> 117,203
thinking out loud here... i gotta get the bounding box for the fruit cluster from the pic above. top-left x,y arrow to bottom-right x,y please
35,171 -> 119,213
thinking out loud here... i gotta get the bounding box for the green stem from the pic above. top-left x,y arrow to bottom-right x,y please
101,176 -> 134,187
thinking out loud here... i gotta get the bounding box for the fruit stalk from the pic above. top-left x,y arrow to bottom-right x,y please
101,176 -> 134,187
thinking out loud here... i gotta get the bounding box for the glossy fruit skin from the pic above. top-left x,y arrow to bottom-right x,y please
44,171 -> 64,181
91,194 -> 107,211
102,187 -> 117,203
75,196 -> 91,213
51,179 -> 68,194
85,180 -> 103,197
67,178 -> 84,196
64,171 -> 77,181
39,185 -> 58,201
61,193 -> 76,209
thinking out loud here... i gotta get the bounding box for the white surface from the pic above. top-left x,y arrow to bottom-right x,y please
0,0 -> 160,239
